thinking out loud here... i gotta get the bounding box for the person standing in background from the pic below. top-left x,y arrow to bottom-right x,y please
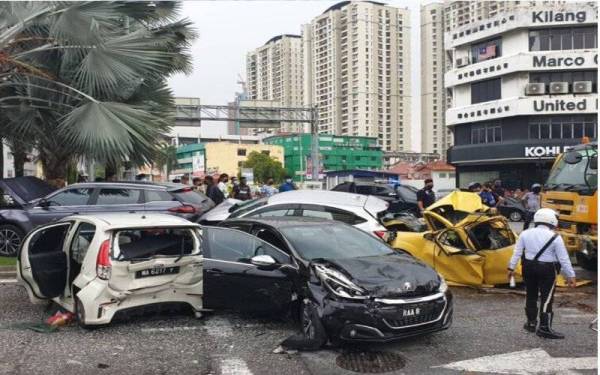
261,178 -> 279,197
279,176 -> 297,192
416,179 -> 436,216
522,183 -> 542,230
204,175 -> 224,205
232,176 -> 252,201
217,174 -> 229,197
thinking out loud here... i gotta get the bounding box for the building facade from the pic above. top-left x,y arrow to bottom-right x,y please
264,134 -> 382,181
302,1 -> 412,152
246,34 -> 304,134
445,3 -> 598,189
175,142 -> 284,178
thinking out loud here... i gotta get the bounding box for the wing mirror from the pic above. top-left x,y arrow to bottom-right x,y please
251,255 -> 278,269
564,151 -> 582,165
38,198 -> 50,209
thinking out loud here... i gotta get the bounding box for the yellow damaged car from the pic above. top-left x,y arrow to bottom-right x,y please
388,191 -> 522,287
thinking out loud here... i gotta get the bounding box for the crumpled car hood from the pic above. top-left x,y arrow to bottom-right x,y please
315,254 -> 441,298
427,191 -> 487,214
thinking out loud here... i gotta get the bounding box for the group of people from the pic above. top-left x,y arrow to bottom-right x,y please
172,173 -> 297,205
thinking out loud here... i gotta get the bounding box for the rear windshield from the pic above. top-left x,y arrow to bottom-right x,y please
229,197 -> 268,218
173,190 -> 210,205
113,228 -> 200,261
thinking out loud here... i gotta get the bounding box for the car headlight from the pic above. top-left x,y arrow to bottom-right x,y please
314,264 -> 369,300
438,276 -> 448,293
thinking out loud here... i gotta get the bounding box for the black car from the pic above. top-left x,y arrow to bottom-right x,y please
203,217 -> 452,345
498,197 -> 526,222
0,178 -> 214,256
332,181 -> 419,214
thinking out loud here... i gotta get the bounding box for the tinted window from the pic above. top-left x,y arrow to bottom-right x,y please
30,223 -> 70,255
48,188 -> 92,206
173,190 -> 209,205
373,186 -> 393,195
356,186 -> 372,195
114,227 -> 198,260
249,206 -> 297,218
205,227 -> 257,262
396,186 -> 417,203
302,207 -> 334,220
229,198 -> 268,218
471,78 -> 501,104
145,190 -> 175,203
70,222 -> 96,263
280,224 -> 393,260
96,189 -> 141,205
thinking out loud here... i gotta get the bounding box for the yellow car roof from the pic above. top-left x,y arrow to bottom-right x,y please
427,191 -> 489,214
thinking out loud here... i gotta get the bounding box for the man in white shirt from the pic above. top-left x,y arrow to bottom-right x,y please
508,208 -> 576,339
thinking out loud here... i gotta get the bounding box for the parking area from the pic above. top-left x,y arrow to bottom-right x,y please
0,278 -> 596,375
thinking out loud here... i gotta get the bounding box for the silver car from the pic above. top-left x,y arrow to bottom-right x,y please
200,190 -> 391,240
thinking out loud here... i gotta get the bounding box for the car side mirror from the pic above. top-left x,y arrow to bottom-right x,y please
251,255 -> 278,269
564,151 -> 582,165
38,198 -> 50,209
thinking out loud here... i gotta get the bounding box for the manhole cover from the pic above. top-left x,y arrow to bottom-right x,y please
336,350 -> 406,373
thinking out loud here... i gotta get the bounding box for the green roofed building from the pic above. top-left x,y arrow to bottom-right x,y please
263,134 -> 382,181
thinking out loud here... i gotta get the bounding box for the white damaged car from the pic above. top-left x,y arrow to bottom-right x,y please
17,213 -> 203,327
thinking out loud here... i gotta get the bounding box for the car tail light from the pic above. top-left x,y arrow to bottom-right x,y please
373,230 -> 388,240
168,205 -> 196,214
96,240 -> 111,280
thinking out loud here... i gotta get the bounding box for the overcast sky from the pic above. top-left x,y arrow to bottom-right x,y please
168,0 -> 424,150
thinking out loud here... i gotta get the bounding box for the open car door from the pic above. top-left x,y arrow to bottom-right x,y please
104,226 -> 203,306
432,228 -> 486,286
464,217 -> 521,285
18,222 -> 72,304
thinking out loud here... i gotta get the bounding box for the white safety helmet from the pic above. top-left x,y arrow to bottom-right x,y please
533,208 -> 558,227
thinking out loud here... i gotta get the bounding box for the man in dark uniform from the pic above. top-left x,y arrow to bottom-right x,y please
507,208 -> 576,339
416,178 -> 436,216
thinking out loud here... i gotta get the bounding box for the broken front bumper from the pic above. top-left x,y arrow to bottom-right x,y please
320,291 -> 453,342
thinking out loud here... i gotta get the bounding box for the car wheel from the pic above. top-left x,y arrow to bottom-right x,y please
0,224 -> 24,257
300,300 -> 327,348
509,211 -> 523,222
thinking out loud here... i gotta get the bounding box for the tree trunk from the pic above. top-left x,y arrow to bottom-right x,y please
38,148 -> 71,188
11,144 -> 26,178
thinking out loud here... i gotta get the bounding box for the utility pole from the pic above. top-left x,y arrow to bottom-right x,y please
310,106 -> 319,182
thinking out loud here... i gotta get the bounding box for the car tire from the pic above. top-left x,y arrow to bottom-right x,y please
75,297 -> 95,330
0,224 -> 24,257
509,211 -> 523,222
300,300 -> 327,348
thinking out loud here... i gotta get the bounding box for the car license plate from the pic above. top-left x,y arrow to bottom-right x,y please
401,307 -> 421,317
136,266 -> 180,278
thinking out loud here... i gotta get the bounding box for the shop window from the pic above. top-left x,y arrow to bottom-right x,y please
471,122 -> 502,144
529,26 -> 597,51
528,116 -> 597,139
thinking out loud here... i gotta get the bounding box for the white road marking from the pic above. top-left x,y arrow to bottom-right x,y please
141,326 -> 202,333
219,358 -> 253,375
204,316 -> 233,338
434,348 -> 597,375
0,279 -> 17,283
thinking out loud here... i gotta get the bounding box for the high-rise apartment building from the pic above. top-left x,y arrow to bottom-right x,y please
420,2 -> 450,157
246,34 -> 304,134
302,1 -> 412,152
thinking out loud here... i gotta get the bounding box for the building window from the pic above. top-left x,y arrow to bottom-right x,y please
529,27 -> 597,51
528,116 -> 597,139
470,38 -> 501,63
237,148 -> 246,156
530,70 -> 597,93
471,122 -> 502,144
471,78 -> 501,104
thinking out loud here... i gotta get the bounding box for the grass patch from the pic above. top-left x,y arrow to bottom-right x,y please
0,257 -> 17,266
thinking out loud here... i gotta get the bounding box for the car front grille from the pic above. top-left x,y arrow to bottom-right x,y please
381,298 -> 446,329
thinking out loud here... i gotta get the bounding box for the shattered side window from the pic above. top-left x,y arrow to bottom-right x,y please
438,230 -> 468,250
469,220 -> 514,250
113,228 -> 199,261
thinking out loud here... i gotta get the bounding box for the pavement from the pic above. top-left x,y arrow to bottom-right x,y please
0,277 -> 596,374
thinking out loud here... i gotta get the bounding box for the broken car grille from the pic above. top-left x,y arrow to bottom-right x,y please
381,299 -> 446,329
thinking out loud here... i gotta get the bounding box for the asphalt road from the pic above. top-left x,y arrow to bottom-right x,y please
0,277 -> 596,375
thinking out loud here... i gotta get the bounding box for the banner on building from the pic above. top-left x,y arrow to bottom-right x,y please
192,154 -> 205,177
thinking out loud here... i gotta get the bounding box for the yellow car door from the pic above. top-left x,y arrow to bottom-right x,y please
432,229 -> 485,286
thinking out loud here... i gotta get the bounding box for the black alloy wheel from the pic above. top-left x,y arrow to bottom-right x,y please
0,225 -> 24,257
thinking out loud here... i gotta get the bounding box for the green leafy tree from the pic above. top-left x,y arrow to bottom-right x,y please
242,151 -> 286,184
0,2 -> 196,180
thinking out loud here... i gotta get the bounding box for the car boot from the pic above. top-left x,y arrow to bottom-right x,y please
523,307 -> 537,332
536,312 -> 564,339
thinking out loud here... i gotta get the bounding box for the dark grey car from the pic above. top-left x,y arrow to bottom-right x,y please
0,179 -> 214,256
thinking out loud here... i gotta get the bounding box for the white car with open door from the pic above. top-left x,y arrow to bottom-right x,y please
17,213 -> 203,327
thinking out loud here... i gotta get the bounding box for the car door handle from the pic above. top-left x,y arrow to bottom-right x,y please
206,269 -> 224,274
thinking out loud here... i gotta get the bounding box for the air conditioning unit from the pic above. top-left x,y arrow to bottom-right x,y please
573,81 -> 593,94
456,58 -> 468,68
525,83 -> 546,95
549,82 -> 569,94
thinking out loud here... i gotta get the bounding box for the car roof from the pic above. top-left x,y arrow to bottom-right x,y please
224,216 -> 337,229
64,181 -> 188,191
267,189 -> 371,207
65,213 -> 200,230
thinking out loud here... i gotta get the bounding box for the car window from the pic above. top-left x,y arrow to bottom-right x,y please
172,189 -> 209,205
96,189 -> 141,205
356,186 -> 372,195
253,228 -> 291,264
29,223 -> 71,255
248,205 -> 297,218
280,223 -> 394,261
113,227 -> 199,260
468,220 -> 515,250
427,215 -> 448,231
47,188 -> 92,206
145,190 -> 175,203
302,208 -> 333,220
70,222 -> 96,264
437,230 -> 467,249
396,185 -> 418,203
205,227 -> 258,262
373,186 -> 393,195
325,207 -> 366,225
229,197 -> 268,218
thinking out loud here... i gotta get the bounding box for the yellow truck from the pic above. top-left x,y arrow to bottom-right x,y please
541,141 -> 597,270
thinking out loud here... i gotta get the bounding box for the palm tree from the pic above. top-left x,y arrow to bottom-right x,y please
0,2 -> 196,180
154,143 -> 179,180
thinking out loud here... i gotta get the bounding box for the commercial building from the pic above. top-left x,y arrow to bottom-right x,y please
302,1 -> 412,152
175,142 -> 284,178
444,3 -> 598,188
246,34 -> 304,135
263,134 -> 382,181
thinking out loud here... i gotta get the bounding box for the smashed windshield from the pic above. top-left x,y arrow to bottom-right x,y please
546,148 -> 597,191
